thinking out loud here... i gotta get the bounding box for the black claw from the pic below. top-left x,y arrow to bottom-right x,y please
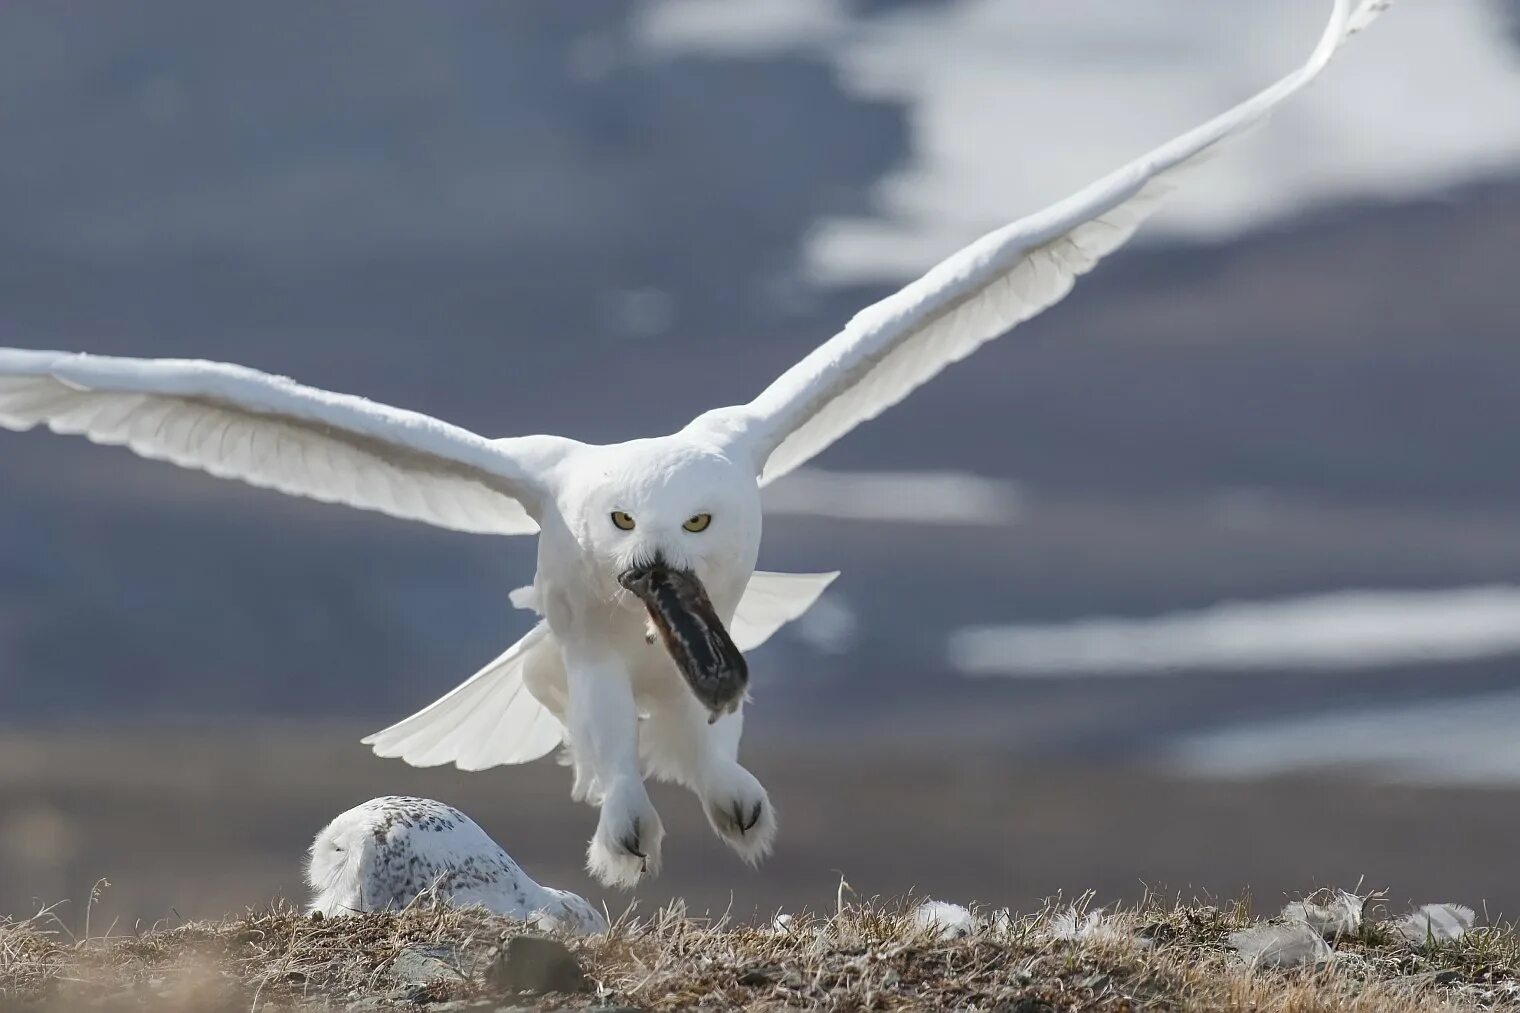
732,800 -> 762,835
620,817 -> 644,858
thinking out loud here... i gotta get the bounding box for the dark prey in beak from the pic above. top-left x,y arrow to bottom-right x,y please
619,560 -> 747,720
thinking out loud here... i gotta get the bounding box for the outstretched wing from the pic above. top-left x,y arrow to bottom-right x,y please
0,349 -> 570,534
700,0 -> 1388,483
729,570 -> 839,651
363,623 -> 566,770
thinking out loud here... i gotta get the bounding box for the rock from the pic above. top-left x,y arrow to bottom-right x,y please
995,999 -> 1056,1013
343,998 -> 393,1011
1394,969 -> 1463,990
387,944 -> 465,984
736,966 -> 778,986
1080,972 -> 1112,993
403,981 -> 451,1004
486,935 -> 589,994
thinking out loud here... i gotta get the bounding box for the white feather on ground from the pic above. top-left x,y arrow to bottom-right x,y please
1045,906 -> 1146,948
909,900 -> 976,941
1281,890 -> 1365,940
908,900 -> 1147,948
1229,922 -> 1336,969
306,797 -> 605,935
1395,904 -> 1476,946
1232,895 -> 1478,965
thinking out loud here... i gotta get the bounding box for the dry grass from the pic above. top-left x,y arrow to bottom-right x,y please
2,889 -> 1518,1011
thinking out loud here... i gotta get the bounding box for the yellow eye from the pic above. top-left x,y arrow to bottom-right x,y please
683,513 -> 712,533
611,511 -> 636,531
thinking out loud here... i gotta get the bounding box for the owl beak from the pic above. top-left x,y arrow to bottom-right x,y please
618,560 -> 747,720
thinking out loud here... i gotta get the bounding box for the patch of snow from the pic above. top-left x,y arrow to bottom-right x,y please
815,0 -> 1520,282
635,0 -> 849,57
1166,688 -> 1520,785
636,0 -> 1520,284
789,595 -> 859,657
950,587 -> 1520,678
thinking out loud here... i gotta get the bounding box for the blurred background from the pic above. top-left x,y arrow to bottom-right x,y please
2,0 -> 1519,930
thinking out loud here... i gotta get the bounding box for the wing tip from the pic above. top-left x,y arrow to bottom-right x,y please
364,738 -> 458,768
1347,0 -> 1392,36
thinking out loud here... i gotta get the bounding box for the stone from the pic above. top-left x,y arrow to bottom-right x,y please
486,935 -> 589,995
736,966 -> 778,986
995,999 -> 1055,1013
386,944 -> 465,985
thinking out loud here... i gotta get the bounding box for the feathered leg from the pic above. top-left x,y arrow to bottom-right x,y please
562,642 -> 663,888
641,689 -> 776,867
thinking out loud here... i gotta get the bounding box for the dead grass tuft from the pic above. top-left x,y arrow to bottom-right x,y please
0,889 -> 1516,1010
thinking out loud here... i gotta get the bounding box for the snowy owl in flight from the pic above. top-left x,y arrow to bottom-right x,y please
0,0 -> 1385,887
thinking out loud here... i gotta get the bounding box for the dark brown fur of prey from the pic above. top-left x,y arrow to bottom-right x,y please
619,563 -> 747,718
